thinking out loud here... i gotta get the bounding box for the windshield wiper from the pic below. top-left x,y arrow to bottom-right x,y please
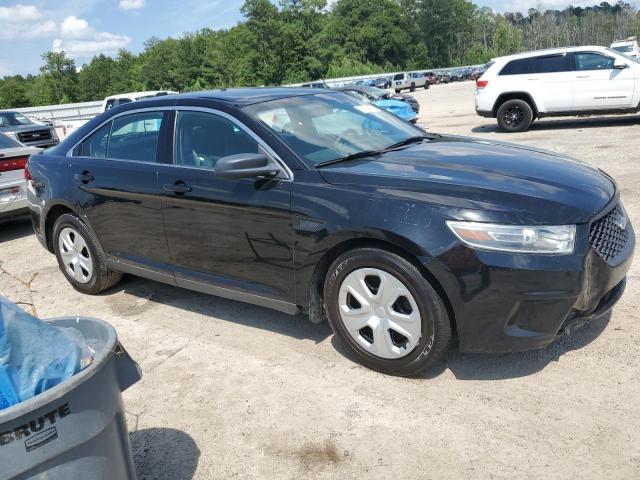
315,150 -> 380,168
382,135 -> 430,152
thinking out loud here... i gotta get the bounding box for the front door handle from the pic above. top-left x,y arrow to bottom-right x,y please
527,78 -> 539,81
163,183 -> 192,194
74,172 -> 94,184
576,75 -> 590,79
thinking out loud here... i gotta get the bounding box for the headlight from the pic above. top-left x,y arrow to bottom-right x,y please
4,131 -> 17,139
446,221 -> 576,254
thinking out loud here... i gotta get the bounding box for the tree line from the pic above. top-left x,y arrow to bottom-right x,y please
2,0 -> 640,109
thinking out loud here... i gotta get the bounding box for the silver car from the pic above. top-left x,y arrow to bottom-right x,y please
0,133 -> 40,221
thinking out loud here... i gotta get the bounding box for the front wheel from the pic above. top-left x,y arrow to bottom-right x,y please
394,89 -> 401,93
324,248 -> 451,376
424,83 -> 430,90
496,99 -> 533,132
53,213 -> 122,294
410,83 -> 416,92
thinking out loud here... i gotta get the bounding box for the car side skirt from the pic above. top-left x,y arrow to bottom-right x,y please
107,258 -> 301,315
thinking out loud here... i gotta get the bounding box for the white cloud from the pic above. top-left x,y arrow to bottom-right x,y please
0,4 -> 56,40
119,0 -> 145,10
53,16 -> 131,57
0,60 -> 13,78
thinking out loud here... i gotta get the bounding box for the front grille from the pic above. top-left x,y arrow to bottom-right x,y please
17,129 -> 52,143
589,204 -> 629,262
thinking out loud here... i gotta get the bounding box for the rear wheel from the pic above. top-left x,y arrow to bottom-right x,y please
496,99 -> 533,132
324,248 -> 451,376
53,213 -> 122,295
395,89 -> 401,93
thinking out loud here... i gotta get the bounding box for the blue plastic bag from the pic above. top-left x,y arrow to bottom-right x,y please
0,297 -> 85,410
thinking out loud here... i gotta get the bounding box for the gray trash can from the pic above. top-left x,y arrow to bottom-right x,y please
0,317 -> 142,480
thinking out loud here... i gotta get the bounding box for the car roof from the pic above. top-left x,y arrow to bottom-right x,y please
491,46 -> 610,63
170,87 -> 326,107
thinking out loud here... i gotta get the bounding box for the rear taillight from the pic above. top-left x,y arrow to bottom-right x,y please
24,163 -> 32,181
476,80 -> 488,89
0,155 -> 29,173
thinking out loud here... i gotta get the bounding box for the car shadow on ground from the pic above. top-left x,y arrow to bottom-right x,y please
0,218 -> 33,243
472,115 -> 640,134
424,311 -> 612,380
331,312 -> 611,381
106,275 -> 333,344
130,428 -> 200,480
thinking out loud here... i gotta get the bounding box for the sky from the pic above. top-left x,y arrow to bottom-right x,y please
0,0 -> 637,77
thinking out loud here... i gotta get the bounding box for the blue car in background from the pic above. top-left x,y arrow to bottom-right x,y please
338,85 -> 418,123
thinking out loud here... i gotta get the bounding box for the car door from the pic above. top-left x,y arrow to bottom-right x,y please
69,110 -> 172,273
572,51 -> 636,110
157,108 -> 296,308
527,54 -> 575,112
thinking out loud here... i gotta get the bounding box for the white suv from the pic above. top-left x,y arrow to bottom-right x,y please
393,72 -> 427,93
475,46 -> 640,132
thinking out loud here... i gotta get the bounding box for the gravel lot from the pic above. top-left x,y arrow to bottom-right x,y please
1,81 -> 639,479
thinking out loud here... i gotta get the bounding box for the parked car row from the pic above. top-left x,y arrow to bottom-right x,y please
475,45 -> 640,132
339,84 -> 418,122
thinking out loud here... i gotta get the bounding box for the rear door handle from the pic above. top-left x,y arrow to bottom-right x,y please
527,78 -> 539,81
163,183 -> 192,194
74,172 -> 94,184
577,75 -> 590,79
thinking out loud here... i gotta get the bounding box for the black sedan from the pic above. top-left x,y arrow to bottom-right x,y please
26,88 -> 634,376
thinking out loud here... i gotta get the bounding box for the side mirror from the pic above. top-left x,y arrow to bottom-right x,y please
215,153 -> 280,180
614,60 -> 628,70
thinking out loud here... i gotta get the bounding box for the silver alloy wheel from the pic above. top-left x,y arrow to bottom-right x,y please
338,267 -> 422,359
58,227 -> 93,284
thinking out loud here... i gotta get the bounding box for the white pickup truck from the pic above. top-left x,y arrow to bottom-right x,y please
611,37 -> 639,60
60,90 -> 178,139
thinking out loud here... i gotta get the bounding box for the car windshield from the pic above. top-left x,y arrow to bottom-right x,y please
0,132 -> 20,148
244,92 -> 426,167
606,47 -> 640,63
612,45 -> 633,53
0,111 -> 33,128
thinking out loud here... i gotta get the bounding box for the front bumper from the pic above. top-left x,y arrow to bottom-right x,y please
427,218 -> 635,353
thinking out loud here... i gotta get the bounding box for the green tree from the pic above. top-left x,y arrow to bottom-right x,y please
38,51 -> 78,104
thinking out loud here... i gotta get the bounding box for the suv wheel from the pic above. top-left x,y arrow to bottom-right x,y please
424,83 -> 430,90
496,99 -> 533,132
53,213 -> 122,294
410,83 -> 416,92
395,89 -> 401,93
324,248 -> 451,376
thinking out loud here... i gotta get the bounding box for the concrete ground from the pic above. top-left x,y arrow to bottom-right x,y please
1,81 -> 639,479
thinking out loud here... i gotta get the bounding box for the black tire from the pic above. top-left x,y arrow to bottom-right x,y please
395,89 -> 401,93
496,99 -> 533,132
324,248 -> 451,376
424,83 -> 430,90
53,213 -> 122,295
410,83 -> 416,92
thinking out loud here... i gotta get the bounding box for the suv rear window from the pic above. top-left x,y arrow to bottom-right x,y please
393,74 -> 404,80
499,58 -> 530,75
530,55 -> 570,73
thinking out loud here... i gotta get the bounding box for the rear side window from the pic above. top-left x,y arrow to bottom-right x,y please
108,112 -> 164,162
575,53 -> 615,71
530,55 -> 570,73
174,111 -> 259,170
499,58 -> 530,75
73,122 -> 111,158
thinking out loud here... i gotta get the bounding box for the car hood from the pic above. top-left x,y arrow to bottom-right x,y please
318,135 -> 615,224
0,124 -> 46,133
374,99 -> 417,120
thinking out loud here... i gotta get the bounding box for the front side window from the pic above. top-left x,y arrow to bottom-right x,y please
575,53 -> 615,71
108,112 -> 164,162
174,111 -> 259,170
244,92 -> 425,167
